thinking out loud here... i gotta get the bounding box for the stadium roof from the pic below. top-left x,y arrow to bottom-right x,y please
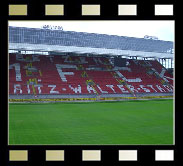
9,26 -> 174,59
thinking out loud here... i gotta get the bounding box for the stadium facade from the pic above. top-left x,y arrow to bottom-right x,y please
9,26 -> 174,100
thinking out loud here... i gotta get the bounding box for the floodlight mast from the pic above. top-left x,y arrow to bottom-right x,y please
41,25 -> 63,31
144,35 -> 159,40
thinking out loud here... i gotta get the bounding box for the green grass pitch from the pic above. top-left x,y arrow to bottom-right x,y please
9,99 -> 173,145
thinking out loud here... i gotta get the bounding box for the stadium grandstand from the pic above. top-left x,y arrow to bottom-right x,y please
9,26 -> 174,101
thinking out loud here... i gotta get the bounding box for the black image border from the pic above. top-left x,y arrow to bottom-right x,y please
0,0 -> 181,166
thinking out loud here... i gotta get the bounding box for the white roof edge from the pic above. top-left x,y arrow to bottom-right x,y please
9,43 -> 174,59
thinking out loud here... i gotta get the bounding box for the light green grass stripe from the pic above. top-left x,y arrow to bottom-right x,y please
9,99 -> 173,145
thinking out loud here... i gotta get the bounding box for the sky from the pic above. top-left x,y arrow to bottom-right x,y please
9,21 -> 174,42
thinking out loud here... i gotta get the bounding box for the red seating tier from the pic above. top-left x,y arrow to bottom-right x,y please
9,54 -> 173,95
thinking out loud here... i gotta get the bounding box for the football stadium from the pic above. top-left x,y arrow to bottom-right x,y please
9,24 -> 174,145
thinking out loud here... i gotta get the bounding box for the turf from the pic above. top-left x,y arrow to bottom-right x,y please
9,99 -> 174,145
